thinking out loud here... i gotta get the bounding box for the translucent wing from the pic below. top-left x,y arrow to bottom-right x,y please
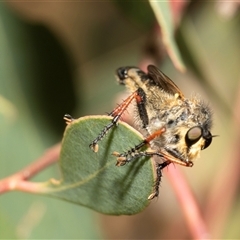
147,65 -> 184,99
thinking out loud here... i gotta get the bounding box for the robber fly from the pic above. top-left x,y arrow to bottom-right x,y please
88,65 -> 213,200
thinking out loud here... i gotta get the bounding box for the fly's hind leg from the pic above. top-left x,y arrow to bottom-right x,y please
90,87 -> 149,152
89,91 -> 139,152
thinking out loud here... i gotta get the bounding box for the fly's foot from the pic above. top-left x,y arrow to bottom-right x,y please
113,150 -> 143,166
89,142 -> 99,153
148,191 -> 159,200
112,149 -> 143,166
64,114 -> 75,125
112,152 -> 128,166
113,150 -> 154,166
186,161 -> 194,167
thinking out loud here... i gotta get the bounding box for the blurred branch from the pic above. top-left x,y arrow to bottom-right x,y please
165,165 -> 210,239
149,1 -> 186,72
205,80 -> 240,237
0,144 -> 60,194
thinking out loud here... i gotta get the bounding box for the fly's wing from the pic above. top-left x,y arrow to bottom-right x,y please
147,65 -> 184,99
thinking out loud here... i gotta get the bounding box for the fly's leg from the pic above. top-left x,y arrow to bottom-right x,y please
113,125 -> 194,167
90,87 -> 149,152
64,114 -> 75,124
113,149 -> 169,198
113,127 -> 166,166
136,88 -> 149,128
89,91 -> 139,152
113,150 -> 166,166
148,160 -> 171,200
113,144 -> 171,200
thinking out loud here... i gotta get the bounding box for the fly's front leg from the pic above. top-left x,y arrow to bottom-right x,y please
113,127 -> 166,166
89,91 -> 138,152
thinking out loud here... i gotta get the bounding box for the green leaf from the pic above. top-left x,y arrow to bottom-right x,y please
149,1 -> 186,71
44,116 -> 154,215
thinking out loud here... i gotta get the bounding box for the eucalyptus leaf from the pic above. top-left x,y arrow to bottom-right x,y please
45,116 -> 154,215
149,1 -> 186,71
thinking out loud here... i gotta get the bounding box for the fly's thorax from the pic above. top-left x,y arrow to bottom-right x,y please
131,92 -> 189,138
145,86 -> 184,114
146,97 -> 189,132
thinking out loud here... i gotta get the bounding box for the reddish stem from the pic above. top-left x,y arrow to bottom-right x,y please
204,82 -> 240,237
0,144 -> 61,194
165,165 -> 210,239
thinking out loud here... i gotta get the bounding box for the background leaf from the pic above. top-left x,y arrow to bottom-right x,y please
149,1 -> 186,71
44,116 -> 154,215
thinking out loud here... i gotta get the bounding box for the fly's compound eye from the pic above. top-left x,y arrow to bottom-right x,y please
185,126 -> 203,148
185,126 -> 213,150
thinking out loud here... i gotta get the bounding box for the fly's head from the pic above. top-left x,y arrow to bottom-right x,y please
186,103 -> 213,161
185,125 -> 212,157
